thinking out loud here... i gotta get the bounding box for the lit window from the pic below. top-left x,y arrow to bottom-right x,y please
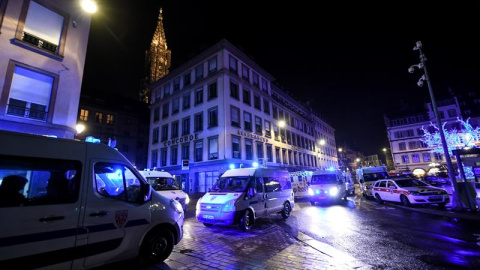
106,114 -> 114,125
80,109 -> 89,121
15,0 -> 68,56
95,112 -> 103,123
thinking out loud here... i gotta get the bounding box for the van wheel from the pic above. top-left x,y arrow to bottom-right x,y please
281,202 -> 291,219
140,229 -> 174,264
239,210 -> 253,232
375,193 -> 384,204
400,195 -> 411,207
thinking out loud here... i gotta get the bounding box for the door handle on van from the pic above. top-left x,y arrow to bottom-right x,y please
89,211 -> 109,217
39,216 -> 65,222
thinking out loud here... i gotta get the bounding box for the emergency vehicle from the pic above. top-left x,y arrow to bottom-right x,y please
0,131 -> 184,269
138,170 -> 190,211
196,167 -> 294,232
308,169 -> 348,204
356,165 -> 389,199
289,170 -> 312,198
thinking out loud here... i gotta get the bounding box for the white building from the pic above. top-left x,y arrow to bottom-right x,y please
385,98 -> 462,176
148,40 -> 337,194
0,0 -> 92,138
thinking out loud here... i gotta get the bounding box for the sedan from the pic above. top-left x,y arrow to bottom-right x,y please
371,178 -> 449,207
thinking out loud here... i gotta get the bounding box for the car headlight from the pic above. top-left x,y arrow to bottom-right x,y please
308,187 -> 314,196
185,194 -> 190,204
329,187 -> 339,196
171,199 -> 183,213
222,199 -> 237,212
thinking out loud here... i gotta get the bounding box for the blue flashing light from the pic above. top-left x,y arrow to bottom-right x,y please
229,164 -> 235,169
324,190 -> 328,194
252,162 -> 259,168
315,190 -> 320,195
85,136 -> 101,143
327,166 -> 335,171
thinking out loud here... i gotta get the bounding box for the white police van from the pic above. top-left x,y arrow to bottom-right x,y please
308,169 -> 348,205
138,170 -> 190,211
196,167 -> 294,232
0,131 -> 184,269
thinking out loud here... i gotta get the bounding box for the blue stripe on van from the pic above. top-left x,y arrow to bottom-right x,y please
85,223 -> 117,233
0,228 -> 83,247
125,218 -> 149,228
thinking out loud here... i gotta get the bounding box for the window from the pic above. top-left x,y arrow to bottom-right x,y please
243,89 -> 251,105
252,72 -> 259,87
151,150 -> 158,168
194,112 -> 203,132
264,178 -> 281,193
286,130 -> 291,144
448,109 -> 457,118
256,142 -> 264,159
171,146 -> 178,165
242,64 -> 249,80
208,107 -> 218,128
255,116 -> 262,134
95,112 -> 103,124
183,93 -> 190,110
262,79 -> 268,92
208,56 -> 217,74
0,155 -> 81,207
230,106 -> 241,127
171,121 -> 179,139
95,163 -> 143,202
275,147 -> 280,163
172,98 -> 180,114
106,114 -> 114,125
195,140 -> 203,162
161,124 -> 168,142
229,55 -> 238,73
422,152 -> 431,162
173,77 -> 180,91
263,99 -> 270,114
401,155 -> 409,163
254,95 -> 261,110
0,0 -> 6,30
2,63 -> 57,122
245,139 -> 253,160
412,154 -> 420,163
282,149 -> 287,163
244,112 -> 252,131
273,105 -> 278,119
153,107 -> 159,122
182,143 -> 190,160
273,125 -> 279,141
195,64 -> 204,82
184,72 -> 191,86
232,136 -> 241,159
15,1 -> 69,57
182,117 -> 190,136
266,144 -> 273,163
265,120 -> 271,137
80,109 -> 89,121
195,88 -> 203,105
161,148 -> 167,166
162,102 -> 169,118
230,82 -> 239,99
208,81 -> 217,100
434,153 -> 443,161
208,136 -> 219,160
408,141 -> 417,150
398,142 -> 406,151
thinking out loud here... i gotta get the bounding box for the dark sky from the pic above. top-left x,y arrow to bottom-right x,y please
82,0 -> 480,157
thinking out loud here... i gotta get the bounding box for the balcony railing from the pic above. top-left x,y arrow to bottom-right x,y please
7,104 -> 47,121
22,32 -> 58,54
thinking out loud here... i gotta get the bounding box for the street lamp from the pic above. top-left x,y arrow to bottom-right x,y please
409,41 -> 461,210
81,0 -> 98,13
319,139 -> 326,146
76,123 -> 86,134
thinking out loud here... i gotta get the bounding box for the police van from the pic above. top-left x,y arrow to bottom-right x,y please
0,131 -> 184,269
308,169 -> 348,205
138,170 -> 190,211
196,167 -> 294,232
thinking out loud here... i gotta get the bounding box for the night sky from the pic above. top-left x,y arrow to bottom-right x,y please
82,0 -> 480,157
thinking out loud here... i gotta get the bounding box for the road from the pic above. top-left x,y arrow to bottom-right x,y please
101,188 -> 480,270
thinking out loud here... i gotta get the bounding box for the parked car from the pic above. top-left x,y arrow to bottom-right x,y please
423,174 -> 451,187
371,178 -> 449,207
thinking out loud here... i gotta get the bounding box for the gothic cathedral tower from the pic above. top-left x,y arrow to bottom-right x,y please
140,8 -> 171,103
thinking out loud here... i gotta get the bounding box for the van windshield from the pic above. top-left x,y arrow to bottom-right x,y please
147,177 -> 180,191
311,174 -> 337,184
211,176 -> 250,192
363,172 -> 388,182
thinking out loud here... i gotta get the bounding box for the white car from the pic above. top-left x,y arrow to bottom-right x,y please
372,178 -> 449,207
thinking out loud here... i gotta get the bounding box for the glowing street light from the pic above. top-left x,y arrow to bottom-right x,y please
338,148 -> 343,152
76,123 -> 86,134
356,158 -> 360,162
278,120 -> 286,128
319,139 -> 326,146
81,0 -> 98,13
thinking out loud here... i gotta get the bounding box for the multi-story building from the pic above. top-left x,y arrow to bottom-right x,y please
0,0 -> 93,138
76,91 -> 150,169
384,97 -> 463,176
148,40 -> 337,194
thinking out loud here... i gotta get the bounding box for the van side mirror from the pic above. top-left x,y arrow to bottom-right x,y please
247,187 -> 255,197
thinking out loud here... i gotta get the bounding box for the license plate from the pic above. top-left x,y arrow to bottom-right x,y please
203,215 -> 214,219
429,195 -> 442,200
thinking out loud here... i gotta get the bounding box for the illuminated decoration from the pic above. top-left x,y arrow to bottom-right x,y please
421,118 -> 480,155
412,168 -> 426,177
140,8 -> 172,103
85,136 -> 100,143
464,166 -> 475,180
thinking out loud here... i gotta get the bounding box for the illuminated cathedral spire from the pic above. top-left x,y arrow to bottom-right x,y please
140,7 -> 171,103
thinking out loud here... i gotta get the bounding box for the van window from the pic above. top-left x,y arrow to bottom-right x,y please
264,178 -> 281,192
311,174 -> 337,184
255,177 -> 264,193
212,176 -> 249,192
94,163 -> 143,202
0,155 -> 81,207
147,177 -> 181,191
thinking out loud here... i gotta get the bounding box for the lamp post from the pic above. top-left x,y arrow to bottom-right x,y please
409,41 -> 461,210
